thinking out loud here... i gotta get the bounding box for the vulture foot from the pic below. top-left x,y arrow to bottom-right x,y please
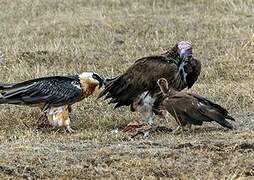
66,126 -> 75,133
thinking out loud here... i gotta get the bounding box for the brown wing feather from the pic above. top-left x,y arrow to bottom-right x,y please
162,94 -> 204,126
190,93 -> 235,121
98,56 -> 177,108
162,92 -> 234,129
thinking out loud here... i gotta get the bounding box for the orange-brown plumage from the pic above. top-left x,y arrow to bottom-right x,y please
80,79 -> 99,98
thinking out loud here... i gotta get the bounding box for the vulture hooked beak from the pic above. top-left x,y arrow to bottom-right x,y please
92,73 -> 105,88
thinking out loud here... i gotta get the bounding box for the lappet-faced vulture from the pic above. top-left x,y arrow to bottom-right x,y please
98,41 -> 201,126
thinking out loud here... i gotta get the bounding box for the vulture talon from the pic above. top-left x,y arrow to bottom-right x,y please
66,126 -> 75,133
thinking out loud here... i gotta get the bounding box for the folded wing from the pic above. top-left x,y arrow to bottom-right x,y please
0,76 -> 82,108
165,93 -> 235,129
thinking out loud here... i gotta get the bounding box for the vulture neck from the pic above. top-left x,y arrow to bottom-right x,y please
172,63 -> 188,91
160,51 -> 188,91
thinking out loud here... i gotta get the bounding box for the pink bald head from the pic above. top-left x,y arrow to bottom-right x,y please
177,41 -> 192,58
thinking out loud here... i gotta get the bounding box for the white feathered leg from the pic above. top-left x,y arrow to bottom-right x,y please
138,91 -> 156,124
122,92 -> 156,135
47,105 -> 75,133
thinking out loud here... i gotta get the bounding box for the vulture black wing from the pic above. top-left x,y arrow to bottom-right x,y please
98,56 -> 177,108
0,76 -> 82,108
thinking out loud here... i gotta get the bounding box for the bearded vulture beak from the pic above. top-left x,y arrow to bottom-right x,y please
0,71 -> 105,133
79,72 -> 105,90
92,73 -> 105,88
157,78 -> 235,131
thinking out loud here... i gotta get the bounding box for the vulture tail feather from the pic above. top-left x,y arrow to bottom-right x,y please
225,115 -> 235,121
207,112 -> 233,129
98,76 -> 126,100
98,76 -> 121,99
215,118 -> 233,129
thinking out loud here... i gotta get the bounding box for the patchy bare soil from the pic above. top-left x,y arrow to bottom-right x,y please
0,112 -> 253,179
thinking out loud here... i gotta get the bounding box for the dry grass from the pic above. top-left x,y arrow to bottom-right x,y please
0,0 -> 253,179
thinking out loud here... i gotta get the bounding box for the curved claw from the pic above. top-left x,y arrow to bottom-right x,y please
66,126 -> 75,133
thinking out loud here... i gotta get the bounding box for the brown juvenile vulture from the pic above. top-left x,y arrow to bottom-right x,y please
157,78 -> 235,130
0,72 -> 104,132
98,41 -> 201,126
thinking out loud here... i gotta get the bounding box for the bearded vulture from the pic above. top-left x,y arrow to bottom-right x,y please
98,41 -> 201,125
157,78 -> 235,130
0,72 -> 104,132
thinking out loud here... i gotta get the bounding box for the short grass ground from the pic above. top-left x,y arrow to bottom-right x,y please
0,0 -> 253,179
